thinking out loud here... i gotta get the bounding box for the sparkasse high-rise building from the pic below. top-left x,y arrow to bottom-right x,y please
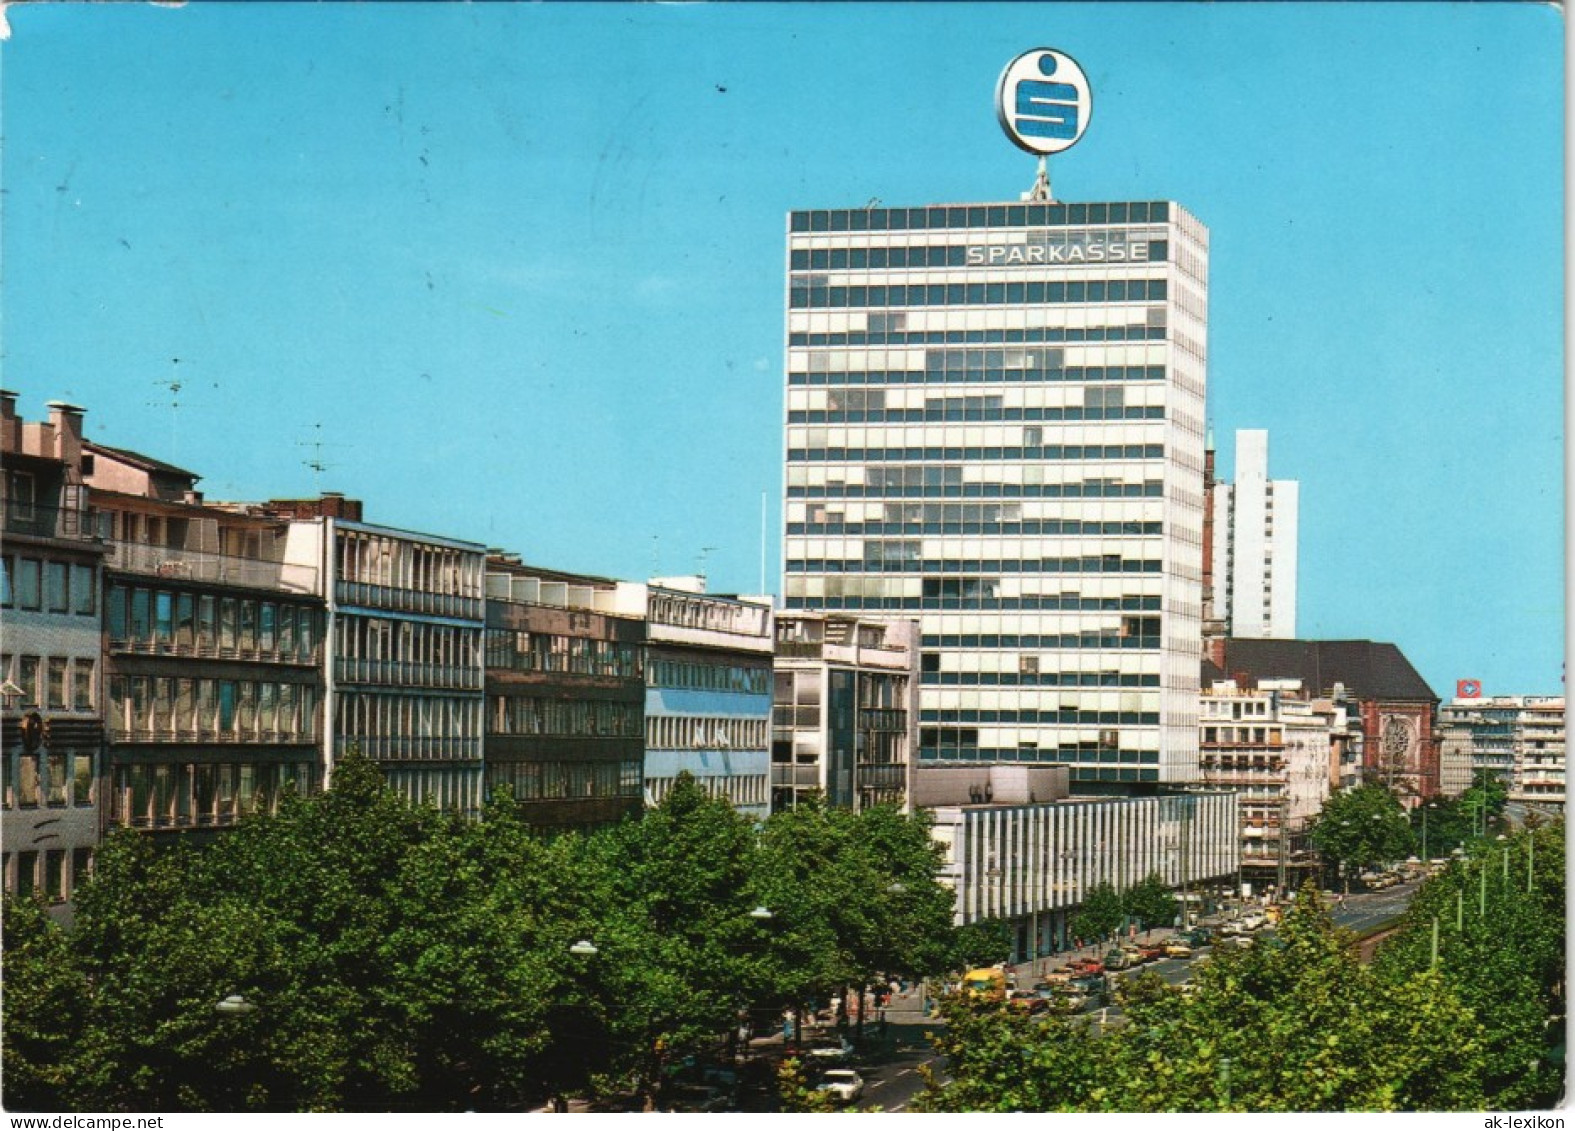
781,196 -> 1210,790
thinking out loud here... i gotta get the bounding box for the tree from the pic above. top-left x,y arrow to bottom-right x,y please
915,886 -> 1490,1112
1374,822 -> 1565,1109
1308,784 -> 1414,886
1121,872 -> 1180,931
1067,881 -> 1123,945
1,894 -> 89,1111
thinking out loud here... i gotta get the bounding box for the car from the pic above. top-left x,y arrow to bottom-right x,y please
1163,937 -> 1193,958
1067,974 -> 1108,1004
805,1037 -> 854,1064
665,1084 -> 734,1113
1103,948 -> 1135,971
1239,912 -> 1267,932
1183,927 -> 1213,947
1007,989 -> 1049,1014
816,1069 -> 865,1104
1068,957 -> 1105,976
1136,942 -> 1167,963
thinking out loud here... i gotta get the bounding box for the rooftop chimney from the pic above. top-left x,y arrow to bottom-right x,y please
45,401 -> 86,467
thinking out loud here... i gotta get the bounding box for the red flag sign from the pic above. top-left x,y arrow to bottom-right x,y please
1456,679 -> 1482,699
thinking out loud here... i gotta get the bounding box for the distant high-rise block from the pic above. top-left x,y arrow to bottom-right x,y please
1211,429 -> 1298,639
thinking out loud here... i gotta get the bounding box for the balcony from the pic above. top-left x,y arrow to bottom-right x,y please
108,541 -> 318,594
336,580 -> 482,621
4,503 -> 102,544
335,657 -> 483,690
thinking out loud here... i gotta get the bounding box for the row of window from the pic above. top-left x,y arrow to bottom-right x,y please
788,481 -> 1166,499
785,596 -> 1170,613
336,529 -> 483,598
788,406 -> 1165,426
484,630 -> 642,679
1202,727 -> 1287,746
2,555 -> 97,615
792,521 -> 1165,539
110,760 -> 315,829
648,592 -> 769,638
646,772 -> 768,809
339,614 -> 481,670
486,759 -> 643,802
646,658 -> 770,695
791,367 -> 1165,389
645,715 -> 769,752
4,847 -> 93,903
920,709 -> 1161,725
789,281 -> 1169,310
789,201 -> 1173,232
789,325 -> 1170,348
790,236 -> 1167,271
2,654 -> 95,711
334,692 -> 481,742
788,444 -> 1165,464
107,584 -> 322,663
107,676 -> 320,743
787,557 -> 1163,575
489,695 -> 642,738
920,663 -> 1162,685
2,746 -> 95,809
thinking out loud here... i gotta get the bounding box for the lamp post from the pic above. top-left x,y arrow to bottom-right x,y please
214,993 -> 255,1015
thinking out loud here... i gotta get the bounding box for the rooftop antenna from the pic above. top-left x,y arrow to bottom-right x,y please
697,545 -> 718,582
297,423 -> 349,493
1022,156 -> 1053,202
150,357 -> 187,459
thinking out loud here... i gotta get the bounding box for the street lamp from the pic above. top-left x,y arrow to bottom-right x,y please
748,905 -> 774,921
569,939 -> 599,957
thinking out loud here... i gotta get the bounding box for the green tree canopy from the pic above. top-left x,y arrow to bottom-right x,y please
1308,784 -> 1414,883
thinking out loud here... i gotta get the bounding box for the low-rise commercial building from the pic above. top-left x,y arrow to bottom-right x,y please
918,763 -> 1239,962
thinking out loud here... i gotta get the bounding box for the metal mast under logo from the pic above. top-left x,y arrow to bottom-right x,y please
996,49 -> 1092,203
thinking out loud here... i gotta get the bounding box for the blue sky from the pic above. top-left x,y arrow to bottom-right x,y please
2,3 -> 1564,698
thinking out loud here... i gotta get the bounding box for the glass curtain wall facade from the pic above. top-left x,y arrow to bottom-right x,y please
783,200 -> 1209,786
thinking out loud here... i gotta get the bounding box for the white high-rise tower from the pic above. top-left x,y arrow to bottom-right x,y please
1211,429 -> 1298,639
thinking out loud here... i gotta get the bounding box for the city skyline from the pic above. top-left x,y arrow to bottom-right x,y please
2,3 -> 1563,701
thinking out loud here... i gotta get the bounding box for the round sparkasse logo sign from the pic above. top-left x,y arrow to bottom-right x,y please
996,49 -> 1092,156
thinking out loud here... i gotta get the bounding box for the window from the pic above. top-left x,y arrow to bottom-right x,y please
71,563 -> 95,615
16,558 -> 40,610
73,751 -> 93,805
219,599 -> 237,650
44,562 -> 68,613
47,657 -> 67,709
72,848 -> 92,894
130,588 -> 151,641
18,655 -> 40,707
15,851 -> 37,897
1,556 -> 11,607
17,753 -> 39,807
198,595 -> 217,650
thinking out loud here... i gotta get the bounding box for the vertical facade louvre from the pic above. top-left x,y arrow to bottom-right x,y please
783,201 -> 1207,788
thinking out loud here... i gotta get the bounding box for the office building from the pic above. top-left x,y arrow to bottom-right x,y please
609,579 -> 773,820
483,555 -> 645,830
1209,429 -> 1298,639
771,611 -> 918,812
89,451 -> 325,836
782,199 -> 1209,789
1438,695 -> 1565,810
1,395 -> 109,907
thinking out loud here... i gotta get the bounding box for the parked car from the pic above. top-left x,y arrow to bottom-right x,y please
1068,957 -> 1105,976
1163,937 -> 1193,959
1008,989 -> 1049,1014
816,1069 -> 865,1105
665,1084 -> 734,1113
805,1037 -> 854,1064
1103,948 -> 1135,971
